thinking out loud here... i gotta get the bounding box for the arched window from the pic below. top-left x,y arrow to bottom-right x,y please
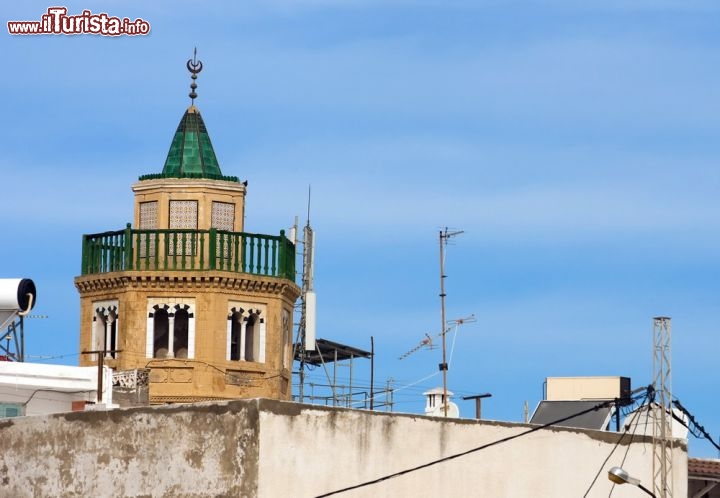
92,302 -> 119,360
106,307 -> 118,358
153,307 -> 169,358
147,302 -> 195,359
230,311 -> 243,361
244,313 -> 258,362
226,306 -> 265,363
282,309 -> 291,369
174,307 -> 189,359
93,310 -> 105,356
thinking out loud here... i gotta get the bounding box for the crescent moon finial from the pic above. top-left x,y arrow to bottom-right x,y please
186,47 -> 203,105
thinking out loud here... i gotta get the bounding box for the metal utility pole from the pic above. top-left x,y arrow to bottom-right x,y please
81,348 -> 122,404
385,377 -> 394,412
652,316 -> 673,498
439,228 -> 463,417
369,336 -> 375,410
297,221 -> 314,402
296,190 -> 316,403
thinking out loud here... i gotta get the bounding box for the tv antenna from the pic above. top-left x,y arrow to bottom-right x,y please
398,333 -> 437,360
439,227 -> 464,417
399,315 -> 475,361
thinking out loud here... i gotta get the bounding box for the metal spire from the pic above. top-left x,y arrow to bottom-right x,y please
186,47 -> 203,105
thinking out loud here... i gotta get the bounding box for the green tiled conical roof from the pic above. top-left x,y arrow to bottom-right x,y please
139,105 -> 238,182
163,105 -> 221,177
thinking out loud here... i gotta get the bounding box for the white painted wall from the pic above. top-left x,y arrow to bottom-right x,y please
0,362 -> 110,415
259,403 -> 688,498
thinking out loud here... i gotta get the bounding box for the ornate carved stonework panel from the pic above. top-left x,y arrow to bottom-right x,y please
139,201 -> 158,229
169,200 -> 198,229
211,201 -> 235,231
169,200 -> 198,255
113,369 -> 150,388
139,201 -> 158,257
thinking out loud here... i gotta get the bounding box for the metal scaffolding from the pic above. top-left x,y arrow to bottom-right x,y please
652,316 -> 673,498
293,338 -> 373,408
0,317 -> 24,362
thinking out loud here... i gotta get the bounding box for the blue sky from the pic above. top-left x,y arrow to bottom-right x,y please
3,1 -> 719,457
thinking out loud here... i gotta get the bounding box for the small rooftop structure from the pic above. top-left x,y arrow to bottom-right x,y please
0,361 -> 112,416
293,338 -> 372,365
546,376 -> 631,403
293,338 -> 373,408
423,387 -> 460,418
688,458 -> 720,498
532,376 -> 632,431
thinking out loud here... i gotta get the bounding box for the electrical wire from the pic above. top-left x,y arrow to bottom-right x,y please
672,398 -> 720,453
607,402 -> 646,498
24,352 -> 82,362
345,371 -> 442,408
20,389 -> 95,407
315,391 -> 649,497
0,389 -> 95,409
580,391 -> 649,498
447,323 -> 460,366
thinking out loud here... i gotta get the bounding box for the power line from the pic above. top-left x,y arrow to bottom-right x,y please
672,398 -> 720,453
315,390 -> 650,497
582,392 -> 649,497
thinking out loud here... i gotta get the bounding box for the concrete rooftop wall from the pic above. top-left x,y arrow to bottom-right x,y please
0,398 -> 687,497
0,402 -> 259,497
259,401 -> 688,498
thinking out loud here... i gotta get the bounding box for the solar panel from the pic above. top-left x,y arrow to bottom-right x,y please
530,400 -> 613,430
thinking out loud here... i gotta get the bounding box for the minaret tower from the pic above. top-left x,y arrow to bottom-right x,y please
75,51 -> 300,403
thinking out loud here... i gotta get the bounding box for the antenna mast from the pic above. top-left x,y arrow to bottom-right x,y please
297,187 -> 316,402
439,227 -> 463,417
652,316 -> 673,498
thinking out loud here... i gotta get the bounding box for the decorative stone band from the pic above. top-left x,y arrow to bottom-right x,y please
149,395 -> 238,404
75,273 -> 301,300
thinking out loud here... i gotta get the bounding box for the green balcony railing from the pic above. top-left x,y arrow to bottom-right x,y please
81,224 -> 296,281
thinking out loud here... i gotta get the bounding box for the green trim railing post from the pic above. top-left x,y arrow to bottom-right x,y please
181,232 -> 187,270
208,228 -> 217,270
81,235 -> 88,275
241,234 -> 247,273
270,237 -> 278,276
234,233 -> 241,272
263,238 -> 270,275
124,223 -> 133,271
279,230 -> 286,278
278,230 -> 289,280
199,231 -> 205,270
